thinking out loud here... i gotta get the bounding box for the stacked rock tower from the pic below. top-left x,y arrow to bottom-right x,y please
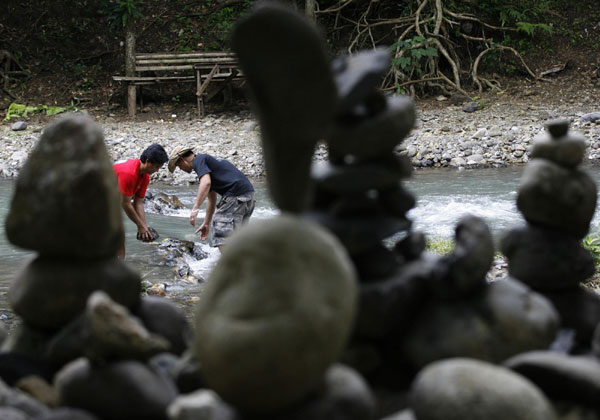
501,119 -> 600,347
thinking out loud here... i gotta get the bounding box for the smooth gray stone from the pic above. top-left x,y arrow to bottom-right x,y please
231,4 -> 336,213
171,350 -> 206,394
1,322 -> 55,360
167,389 -> 236,420
5,115 -> 123,257
0,376 -> 50,417
530,135 -> 586,168
504,351 -> 600,408
11,121 -> 27,131
517,159 -> 597,238
45,316 -> 85,367
402,278 -> 560,370
430,215 -> 494,300
277,364 -> 375,420
411,358 -> 557,420
462,101 -> 479,112
83,291 -> 170,362
35,407 -> 100,420
333,48 -> 390,115
581,112 -> 600,122
133,295 -> 192,356
0,407 -> 29,420
194,215 -> 357,415
501,224 -> 595,289
542,285 -> 600,345
381,410 -> 417,420
10,256 -> 141,330
329,95 -> 415,159
56,358 -> 177,420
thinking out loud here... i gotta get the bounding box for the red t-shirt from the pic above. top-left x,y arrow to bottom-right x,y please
113,159 -> 150,198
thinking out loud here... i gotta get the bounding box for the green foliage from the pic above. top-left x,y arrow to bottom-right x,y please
426,237 -> 455,256
516,22 -> 552,37
390,36 -> 438,76
583,228 -> 600,265
102,0 -> 143,31
3,103 -> 67,121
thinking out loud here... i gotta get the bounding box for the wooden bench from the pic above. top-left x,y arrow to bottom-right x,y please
113,51 -> 243,117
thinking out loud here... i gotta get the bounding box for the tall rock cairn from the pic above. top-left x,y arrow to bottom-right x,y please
501,119 -> 600,347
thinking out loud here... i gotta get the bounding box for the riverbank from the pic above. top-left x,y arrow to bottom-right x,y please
1,82 -> 599,184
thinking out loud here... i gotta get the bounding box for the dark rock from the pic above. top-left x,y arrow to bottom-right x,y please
462,102 -> 479,113
137,226 -> 160,242
0,352 -> 56,386
504,351 -> 600,409
55,358 -> 178,420
332,49 -> 390,116
410,358 -> 557,420
167,389 -> 237,420
351,243 -> 400,281
530,119 -> 587,168
171,350 -> 206,394
5,115 -> 123,257
500,224 -> 595,289
231,3 -> 336,212
10,256 -> 141,330
430,215 -> 494,300
450,94 -> 470,106
542,285 -> 600,346
11,121 -> 27,131
381,410 -> 417,420
311,161 -> 404,195
45,317 -> 85,367
328,95 -> 415,159
0,376 -> 51,417
394,231 -> 426,261
354,254 -> 434,340
145,191 -> 185,215
133,296 -> 192,356
379,184 -> 416,219
402,278 -> 559,369
194,215 -> 357,415
517,159 -> 597,238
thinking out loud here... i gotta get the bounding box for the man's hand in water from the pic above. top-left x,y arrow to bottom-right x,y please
137,226 -> 152,242
190,209 -> 199,226
195,222 -> 210,241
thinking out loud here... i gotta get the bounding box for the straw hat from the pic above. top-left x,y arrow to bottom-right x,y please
168,146 -> 193,172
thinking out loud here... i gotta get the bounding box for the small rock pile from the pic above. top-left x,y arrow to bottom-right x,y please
0,115 -> 193,419
501,119 -> 600,346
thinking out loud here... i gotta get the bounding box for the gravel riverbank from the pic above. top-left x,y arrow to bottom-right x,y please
1,93 -> 599,184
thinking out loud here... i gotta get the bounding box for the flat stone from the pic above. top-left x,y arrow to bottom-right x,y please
517,159 -> 597,238
411,358 -> 557,420
5,115 -> 123,257
231,4 -> 336,212
328,95 -> 415,159
55,358 -> 177,420
194,215 -> 357,415
530,132 -> 586,168
9,256 -> 141,330
504,351 -> 600,408
11,121 -> 27,131
402,278 -> 559,369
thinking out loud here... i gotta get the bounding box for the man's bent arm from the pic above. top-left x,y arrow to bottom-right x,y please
190,173 -> 212,226
121,193 -> 151,239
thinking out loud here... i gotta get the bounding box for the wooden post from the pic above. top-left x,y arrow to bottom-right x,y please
125,21 -> 136,117
305,0 -> 316,22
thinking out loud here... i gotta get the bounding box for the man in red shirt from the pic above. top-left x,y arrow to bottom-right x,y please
113,144 -> 168,258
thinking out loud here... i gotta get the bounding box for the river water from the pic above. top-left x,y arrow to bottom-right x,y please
1,165 -> 600,321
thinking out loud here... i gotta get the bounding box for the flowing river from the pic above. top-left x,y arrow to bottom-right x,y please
2,165 -> 600,322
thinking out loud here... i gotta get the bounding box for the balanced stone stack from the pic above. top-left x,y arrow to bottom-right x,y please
501,119 -> 600,347
0,115 -> 193,420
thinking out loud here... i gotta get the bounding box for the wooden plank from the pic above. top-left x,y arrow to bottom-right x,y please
136,51 -> 236,59
113,76 -> 195,81
197,64 -> 220,97
135,65 -> 195,72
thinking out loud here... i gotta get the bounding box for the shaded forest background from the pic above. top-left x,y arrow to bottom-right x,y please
1,0 -> 599,118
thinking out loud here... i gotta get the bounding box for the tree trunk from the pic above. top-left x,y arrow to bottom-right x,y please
305,0 -> 316,22
125,20 -> 136,117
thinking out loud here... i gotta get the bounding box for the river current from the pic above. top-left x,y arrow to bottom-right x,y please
1,165 -> 600,320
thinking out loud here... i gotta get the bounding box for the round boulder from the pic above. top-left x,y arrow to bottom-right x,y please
411,358 -> 557,420
194,215 -> 358,415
